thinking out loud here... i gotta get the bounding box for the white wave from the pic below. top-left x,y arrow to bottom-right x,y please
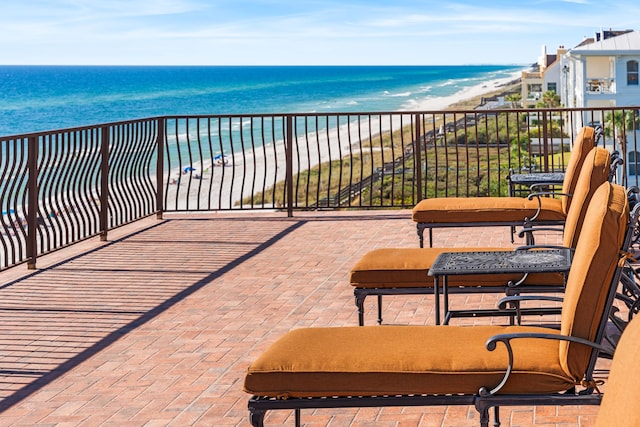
392,91 -> 412,97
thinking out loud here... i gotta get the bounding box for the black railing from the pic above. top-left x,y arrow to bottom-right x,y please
1,107 -> 639,270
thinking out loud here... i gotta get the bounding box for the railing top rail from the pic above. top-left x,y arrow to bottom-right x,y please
3,106 -> 640,271
3,106 -> 640,141
0,116 -> 165,141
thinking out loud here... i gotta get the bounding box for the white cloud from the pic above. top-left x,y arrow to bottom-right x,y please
0,0 -> 638,65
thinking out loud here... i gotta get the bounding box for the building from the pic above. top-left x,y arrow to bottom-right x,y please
561,29 -> 638,110
520,45 -> 565,107
561,29 -> 640,184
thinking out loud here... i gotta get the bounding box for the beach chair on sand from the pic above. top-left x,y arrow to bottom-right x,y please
414,126 -> 597,248
244,182 -> 634,427
351,147 -> 612,325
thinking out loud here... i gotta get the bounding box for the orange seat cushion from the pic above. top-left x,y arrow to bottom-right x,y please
244,325 -> 574,398
595,316 -> 640,426
411,197 -> 564,224
350,248 -> 564,288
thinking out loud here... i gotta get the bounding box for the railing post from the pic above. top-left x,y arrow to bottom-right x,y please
541,112 -> 550,173
100,126 -> 109,241
26,136 -> 38,269
285,115 -> 294,217
156,118 -> 165,220
414,113 -> 423,203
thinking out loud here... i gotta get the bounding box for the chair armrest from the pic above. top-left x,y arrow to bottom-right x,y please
527,191 -> 567,200
529,182 -> 564,192
497,295 -> 563,311
517,227 -> 564,239
513,245 -> 574,252
526,192 -> 571,222
628,186 -> 640,210
610,157 -> 624,181
480,333 -> 606,396
595,125 -> 603,143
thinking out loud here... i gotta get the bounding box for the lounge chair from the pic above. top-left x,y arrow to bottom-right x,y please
413,126 -> 597,247
244,182 -> 635,427
351,147 -> 612,325
593,313 -> 640,427
506,125 -> 603,197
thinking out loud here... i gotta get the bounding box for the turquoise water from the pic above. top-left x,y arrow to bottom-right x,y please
0,65 -> 523,136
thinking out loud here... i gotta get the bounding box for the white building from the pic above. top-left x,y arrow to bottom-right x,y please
560,29 -> 640,185
521,45 -> 565,107
561,29 -> 639,110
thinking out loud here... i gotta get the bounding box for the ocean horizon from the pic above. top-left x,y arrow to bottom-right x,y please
0,65 -> 524,137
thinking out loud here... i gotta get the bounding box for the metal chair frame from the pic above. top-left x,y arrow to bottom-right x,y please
359,165 -> 628,327
247,192 -> 640,427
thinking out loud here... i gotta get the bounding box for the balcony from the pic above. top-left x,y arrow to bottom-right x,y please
586,78 -> 616,94
0,106 -> 638,425
4,107 -> 639,272
0,209 -> 609,425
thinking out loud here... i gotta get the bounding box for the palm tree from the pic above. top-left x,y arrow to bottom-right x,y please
505,93 -> 522,109
604,110 -> 636,146
605,110 -> 638,182
536,90 -> 561,108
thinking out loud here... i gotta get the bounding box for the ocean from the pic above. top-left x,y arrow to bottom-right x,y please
0,65 -> 523,137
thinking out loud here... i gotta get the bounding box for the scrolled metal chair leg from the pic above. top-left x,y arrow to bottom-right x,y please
354,291 -> 366,326
479,408 -> 490,427
249,407 -> 266,427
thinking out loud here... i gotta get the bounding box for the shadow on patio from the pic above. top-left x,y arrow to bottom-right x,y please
0,211 -> 603,426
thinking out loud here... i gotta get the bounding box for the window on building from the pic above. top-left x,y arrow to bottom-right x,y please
628,60 -> 639,86
547,82 -> 557,93
629,151 -> 640,176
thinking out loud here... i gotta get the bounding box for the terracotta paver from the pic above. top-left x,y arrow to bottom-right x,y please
0,210 -> 608,426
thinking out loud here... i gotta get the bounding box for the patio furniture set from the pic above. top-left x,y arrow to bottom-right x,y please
242,126 -> 640,426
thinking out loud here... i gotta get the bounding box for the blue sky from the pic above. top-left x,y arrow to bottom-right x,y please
1,0 -> 638,65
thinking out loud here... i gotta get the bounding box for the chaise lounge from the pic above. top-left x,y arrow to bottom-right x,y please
244,182 -> 636,427
506,125 -> 605,197
413,126 -> 597,247
592,311 -> 640,426
351,146 -> 612,325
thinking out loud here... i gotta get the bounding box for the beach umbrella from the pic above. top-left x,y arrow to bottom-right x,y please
214,154 -> 229,165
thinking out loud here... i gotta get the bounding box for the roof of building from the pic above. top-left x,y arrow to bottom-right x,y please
571,30 -> 640,54
575,29 -> 634,48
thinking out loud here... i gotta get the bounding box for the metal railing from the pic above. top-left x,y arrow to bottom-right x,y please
1,107 -> 639,270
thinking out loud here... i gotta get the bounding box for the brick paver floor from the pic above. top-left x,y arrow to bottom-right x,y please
0,210 -> 607,426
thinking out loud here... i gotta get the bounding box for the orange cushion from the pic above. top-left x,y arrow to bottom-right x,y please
244,325 -> 574,398
411,197 -> 564,224
411,127 -> 599,226
350,248 -> 564,288
561,126 -> 596,214
561,148 -> 611,248
595,316 -> 640,427
559,183 -> 628,378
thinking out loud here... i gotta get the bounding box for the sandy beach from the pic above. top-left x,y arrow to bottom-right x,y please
164,70 -> 523,211
1,70 -> 524,269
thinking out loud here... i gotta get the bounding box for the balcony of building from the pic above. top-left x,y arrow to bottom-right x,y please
586,78 -> 616,94
1,106 -> 640,425
0,208 -> 612,426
